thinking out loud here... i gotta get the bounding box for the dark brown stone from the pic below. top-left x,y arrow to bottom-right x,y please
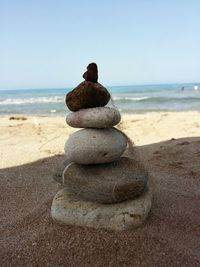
65,81 -> 111,111
83,62 -> 98,83
63,157 -> 148,204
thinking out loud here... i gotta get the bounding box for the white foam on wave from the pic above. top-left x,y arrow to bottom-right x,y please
0,96 -> 64,105
113,96 -> 150,101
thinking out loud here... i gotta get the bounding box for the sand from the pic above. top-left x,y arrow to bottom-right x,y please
1,111 -> 200,266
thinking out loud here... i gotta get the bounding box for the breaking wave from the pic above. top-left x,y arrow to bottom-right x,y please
0,96 -> 64,105
113,96 -> 150,101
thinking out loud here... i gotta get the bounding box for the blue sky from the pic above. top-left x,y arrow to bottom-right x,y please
1,0 -> 200,89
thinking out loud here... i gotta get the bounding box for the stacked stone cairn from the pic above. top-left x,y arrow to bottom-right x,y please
51,63 -> 152,231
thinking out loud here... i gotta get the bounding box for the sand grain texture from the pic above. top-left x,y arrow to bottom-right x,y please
1,112 -> 200,267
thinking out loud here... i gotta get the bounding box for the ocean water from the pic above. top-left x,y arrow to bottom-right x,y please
0,83 -> 200,116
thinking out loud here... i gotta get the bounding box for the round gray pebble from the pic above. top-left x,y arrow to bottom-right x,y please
66,107 -> 121,128
64,128 -> 127,164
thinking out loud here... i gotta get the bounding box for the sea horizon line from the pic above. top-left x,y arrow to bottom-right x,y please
0,81 -> 200,91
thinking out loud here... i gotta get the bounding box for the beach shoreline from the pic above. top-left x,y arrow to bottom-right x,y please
1,83 -> 200,116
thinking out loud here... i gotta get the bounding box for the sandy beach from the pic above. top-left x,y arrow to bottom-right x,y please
1,111 -> 200,266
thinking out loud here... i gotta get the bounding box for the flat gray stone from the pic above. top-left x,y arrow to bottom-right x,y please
63,157 -> 148,203
64,128 -> 127,164
51,187 -> 152,231
66,107 -> 121,128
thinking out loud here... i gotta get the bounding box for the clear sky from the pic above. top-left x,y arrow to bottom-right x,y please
1,0 -> 200,89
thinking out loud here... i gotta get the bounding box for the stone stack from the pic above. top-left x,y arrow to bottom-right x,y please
51,63 -> 152,231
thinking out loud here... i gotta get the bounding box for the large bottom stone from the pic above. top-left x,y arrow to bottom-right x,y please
51,187 -> 152,231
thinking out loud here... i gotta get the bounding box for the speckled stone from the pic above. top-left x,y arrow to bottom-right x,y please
64,128 -> 127,164
63,157 -> 148,203
66,107 -> 121,128
51,186 -> 152,231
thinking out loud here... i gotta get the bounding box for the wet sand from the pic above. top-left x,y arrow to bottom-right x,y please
1,112 -> 200,266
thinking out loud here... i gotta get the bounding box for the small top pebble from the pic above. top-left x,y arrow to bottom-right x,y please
65,63 -> 110,111
83,63 -> 98,83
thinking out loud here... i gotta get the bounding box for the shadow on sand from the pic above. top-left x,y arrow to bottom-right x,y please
1,137 -> 200,266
